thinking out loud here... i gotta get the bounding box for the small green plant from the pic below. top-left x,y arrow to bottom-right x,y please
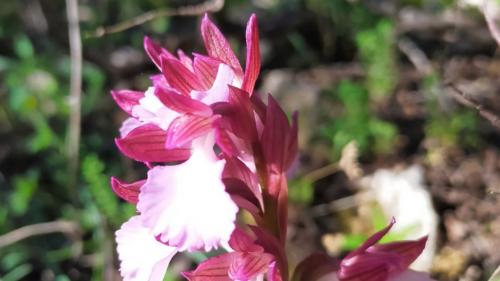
423,74 -> 479,150
322,80 -> 397,158
356,20 -> 397,100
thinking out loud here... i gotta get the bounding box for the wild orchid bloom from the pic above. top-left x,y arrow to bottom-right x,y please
337,219 -> 435,281
290,220 -> 435,281
109,12 -> 431,281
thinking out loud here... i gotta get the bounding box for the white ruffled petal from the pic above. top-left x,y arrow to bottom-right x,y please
137,135 -> 238,252
116,216 -> 178,281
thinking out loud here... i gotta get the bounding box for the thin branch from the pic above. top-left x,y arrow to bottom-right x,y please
87,0 -> 224,38
398,38 -> 433,76
301,142 -> 362,182
301,162 -> 339,183
0,221 -> 80,249
66,0 -> 82,196
446,83 -> 500,129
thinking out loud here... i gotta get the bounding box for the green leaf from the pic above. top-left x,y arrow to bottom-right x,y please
289,178 -> 314,205
14,35 -> 34,60
1,264 -> 32,281
82,154 -> 121,227
9,172 -> 38,216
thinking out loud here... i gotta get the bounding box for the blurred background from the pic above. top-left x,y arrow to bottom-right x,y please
1,0 -> 500,280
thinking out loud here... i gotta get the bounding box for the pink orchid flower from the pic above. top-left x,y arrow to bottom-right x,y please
109,12 -> 432,281
337,218 -> 435,281
111,14 -> 260,164
111,14 -> 264,281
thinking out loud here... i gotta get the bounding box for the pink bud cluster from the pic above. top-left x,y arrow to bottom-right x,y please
110,14 -> 434,281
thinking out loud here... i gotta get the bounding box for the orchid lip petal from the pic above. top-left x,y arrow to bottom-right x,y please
116,216 -> 178,281
137,135 -> 238,252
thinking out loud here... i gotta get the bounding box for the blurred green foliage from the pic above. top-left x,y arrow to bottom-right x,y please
423,74 -> 479,150
356,20 -> 397,99
322,80 -> 397,158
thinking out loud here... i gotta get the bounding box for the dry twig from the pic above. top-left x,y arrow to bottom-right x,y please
87,0 -> 224,38
301,141 -> 362,183
0,221 -> 80,249
445,83 -> 500,130
66,0 -> 82,196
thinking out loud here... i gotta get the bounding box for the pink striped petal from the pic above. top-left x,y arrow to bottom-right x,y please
193,53 -> 221,89
137,135 -> 238,252
119,117 -> 143,138
339,219 -> 429,281
161,57 -> 204,96
200,14 -> 243,79
144,36 -> 176,70
131,87 -> 180,131
229,228 -> 267,254
369,237 -> 428,269
116,123 -> 190,163
345,218 -> 396,260
191,63 -> 235,105
227,86 -> 257,142
229,252 -> 273,280
182,253 -> 233,281
177,49 -> 194,71
165,115 -> 219,149
154,84 -> 212,116
110,177 -> 145,204
150,74 -> 168,87
223,157 -> 263,211
242,14 -> 261,95
215,127 -> 239,157
116,216 -> 177,281
183,230 -> 273,281
111,89 -> 144,115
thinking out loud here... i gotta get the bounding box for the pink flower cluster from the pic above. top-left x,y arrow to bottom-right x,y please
110,14 -> 434,281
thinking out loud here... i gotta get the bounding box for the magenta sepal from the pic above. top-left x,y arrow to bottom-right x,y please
215,127 -> 239,157
116,123 -> 190,163
144,36 -> 176,70
223,157 -> 263,211
111,89 -> 144,115
242,14 -> 261,95
261,94 -> 292,176
249,226 -> 288,281
183,228 -> 273,281
110,177 -> 145,204
154,84 -> 212,116
338,218 -> 428,281
227,86 -> 258,143
193,53 -> 222,90
165,114 -> 220,149
291,252 -> 340,281
201,14 -> 244,79
177,49 -> 194,71
161,56 -> 204,96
